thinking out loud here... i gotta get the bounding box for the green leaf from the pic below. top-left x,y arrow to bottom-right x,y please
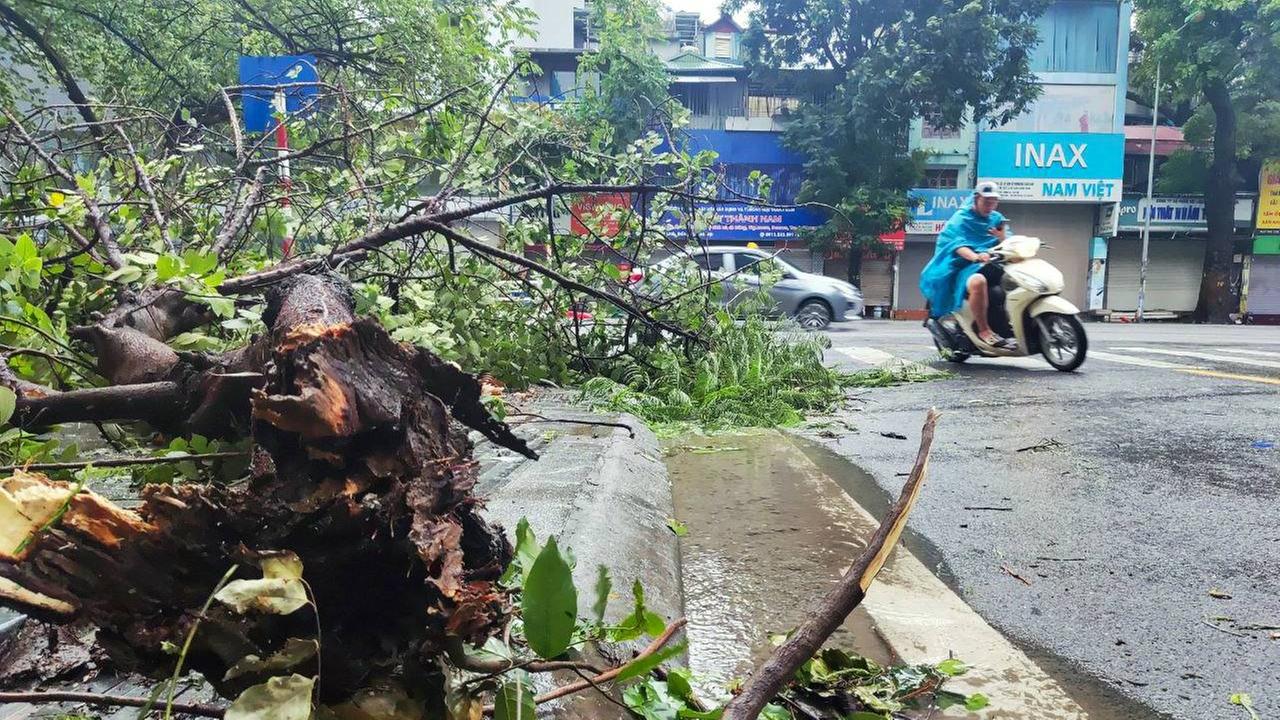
0,386 -> 16,427
614,640 -> 686,683
105,265 -> 144,284
223,639 -> 319,682
521,535 -> 577,659
965,693 -> 990,712
493,674 -> 536,720
214,552 -> 308,615
156,255 -> 182,282
665,668 -> 694,703
665,518 -> 688,537
759,705 -> 791,720
935,658 -> 969,677
183,250 -> 219,277
514,517 -> 538,563
223,674 -> 314,720
48,191 -> 66,208
592,564 -> 612,624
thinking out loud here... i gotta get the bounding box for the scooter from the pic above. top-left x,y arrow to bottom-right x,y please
925,235 -> 1088,372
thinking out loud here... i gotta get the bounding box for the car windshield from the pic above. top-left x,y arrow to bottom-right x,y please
735,253 -> 801,277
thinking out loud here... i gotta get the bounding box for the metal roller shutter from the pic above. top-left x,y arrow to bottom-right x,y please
1247,255 -> 1280,315
997,203 -> 1092,308
1105,238 -> 1205,312
860,258 -> 893,308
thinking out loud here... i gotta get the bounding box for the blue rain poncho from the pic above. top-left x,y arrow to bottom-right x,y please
918,200 -> 1006,318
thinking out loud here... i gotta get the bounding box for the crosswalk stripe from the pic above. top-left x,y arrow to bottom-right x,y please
1213,348 -> 1280,360
1112,347 -> 1280,370
837,346 -> 898,365
1089,351 -> 1203,370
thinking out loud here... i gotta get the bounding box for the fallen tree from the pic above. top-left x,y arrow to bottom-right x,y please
2,271 -> 531,705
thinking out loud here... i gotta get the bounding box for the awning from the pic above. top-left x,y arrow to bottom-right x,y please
670,75 -> 738,84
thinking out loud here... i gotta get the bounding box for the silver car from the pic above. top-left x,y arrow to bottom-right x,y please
643,246 -> 863,329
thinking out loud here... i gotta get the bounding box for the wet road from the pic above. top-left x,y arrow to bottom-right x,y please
805,321 -> 1280,720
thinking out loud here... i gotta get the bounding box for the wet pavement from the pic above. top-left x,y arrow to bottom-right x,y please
664,432 -> 893,701
805,321 -> 1280,720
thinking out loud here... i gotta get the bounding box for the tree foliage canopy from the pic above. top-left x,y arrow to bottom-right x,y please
726,0 -> 1048,278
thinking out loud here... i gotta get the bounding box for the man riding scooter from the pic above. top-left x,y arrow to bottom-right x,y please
919,181 -> 1014,349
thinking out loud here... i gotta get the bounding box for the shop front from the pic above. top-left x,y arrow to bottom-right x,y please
976,131 -> 1126,310
1248,160 -> 1280,320
895,188 -> 972,319
1102,196 -> 1256,315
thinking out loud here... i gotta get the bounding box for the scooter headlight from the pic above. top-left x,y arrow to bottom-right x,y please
1004,269 -> 1050,294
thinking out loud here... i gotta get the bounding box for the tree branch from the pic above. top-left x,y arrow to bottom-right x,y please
721,409 -> 941,720
0,1 -> 104,145
0,692 -> 223,718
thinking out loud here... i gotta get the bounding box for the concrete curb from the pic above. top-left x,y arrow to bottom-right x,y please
476,402 -> 683,718
779,430 -> 1088,719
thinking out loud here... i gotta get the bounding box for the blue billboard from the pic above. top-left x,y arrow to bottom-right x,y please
658,131 -> 827,241
977,131 -> 1124,202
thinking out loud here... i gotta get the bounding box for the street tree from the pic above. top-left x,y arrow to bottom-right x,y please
1134,0 -> 1280,322
727,0 -> 1050,283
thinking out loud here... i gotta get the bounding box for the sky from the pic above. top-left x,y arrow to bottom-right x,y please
663,0 -> 751,24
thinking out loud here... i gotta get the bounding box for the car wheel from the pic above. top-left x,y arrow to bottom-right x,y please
795,300 -> 832,330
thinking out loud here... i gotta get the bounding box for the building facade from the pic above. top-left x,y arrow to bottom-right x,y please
517,0 -> 1138,318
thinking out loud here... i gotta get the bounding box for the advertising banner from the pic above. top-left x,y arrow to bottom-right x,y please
906,188 -> 970,234
977,132 -> 1125,202
1258,159 -> 1280,232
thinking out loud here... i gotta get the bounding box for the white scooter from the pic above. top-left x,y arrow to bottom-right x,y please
925,235 -> 1088,372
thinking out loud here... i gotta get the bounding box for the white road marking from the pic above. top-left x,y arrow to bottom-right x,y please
1113,346 -> 1280,371
1090,350 -> 1205,370
968,355 -> 1052,370
1213,347 -> 1280,360
836,346 -> 898,366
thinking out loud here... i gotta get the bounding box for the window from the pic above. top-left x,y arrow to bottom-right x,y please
674,13 -> 700,46
924,169 -> 959,189
922,116 -> 961,139
1030,1 -> 1120,74
672,83 -> 710,115
713,33 -> 733,59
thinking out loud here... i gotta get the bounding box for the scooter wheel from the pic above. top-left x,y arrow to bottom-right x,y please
1037,313 -> 1087,372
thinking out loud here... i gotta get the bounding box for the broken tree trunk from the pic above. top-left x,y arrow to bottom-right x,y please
1,273 -> 533,704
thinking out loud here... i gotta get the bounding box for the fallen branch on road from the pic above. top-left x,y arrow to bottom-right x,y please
720,408 -> 940,720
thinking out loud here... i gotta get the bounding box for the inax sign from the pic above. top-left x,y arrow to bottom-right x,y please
977,132 -> 1125,203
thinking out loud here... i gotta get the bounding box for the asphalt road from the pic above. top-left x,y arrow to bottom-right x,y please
804,320 -> 1280,720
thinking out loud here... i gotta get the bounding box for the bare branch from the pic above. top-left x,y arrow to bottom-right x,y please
722,410 -> 941,720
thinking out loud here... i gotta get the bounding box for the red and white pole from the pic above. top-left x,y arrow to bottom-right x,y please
273,89 -> 294,258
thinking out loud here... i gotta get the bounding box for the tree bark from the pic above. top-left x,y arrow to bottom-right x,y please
1196,79 -> 1238,323
1,273 -> 532,704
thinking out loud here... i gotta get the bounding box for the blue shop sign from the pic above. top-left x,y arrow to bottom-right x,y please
977,132 -> 1124,202
906,188 -> 971,234
238,55 -> 320,133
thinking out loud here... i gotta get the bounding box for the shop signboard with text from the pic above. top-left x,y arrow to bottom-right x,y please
1259,159 -> 1280,232
977,132 -> 1124,203
906,188 -> 970,234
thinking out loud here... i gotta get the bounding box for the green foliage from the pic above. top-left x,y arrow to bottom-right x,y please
520,536 -> 579,660
730,0 -> 1049,278
493,673 -> 537,720
1155,149 -> 1211,194
572,0 -> 674,149
580,316 -> 848,430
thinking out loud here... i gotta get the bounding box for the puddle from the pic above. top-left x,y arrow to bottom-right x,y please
663,433 -> 895,701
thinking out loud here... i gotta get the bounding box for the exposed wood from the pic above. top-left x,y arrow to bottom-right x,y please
721,409 -> 940,720
0,273 -> 533,705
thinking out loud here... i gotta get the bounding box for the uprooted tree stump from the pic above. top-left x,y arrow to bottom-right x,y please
0,273 -> 534,704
